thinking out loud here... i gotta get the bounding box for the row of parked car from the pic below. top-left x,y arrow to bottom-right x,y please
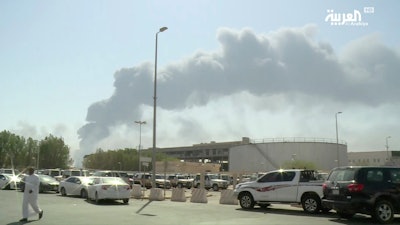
0,169 -> 133,204
0,172 -> 60,193
233,166 -> 400,224
4,166 -> 400,223
0,168 -> 233,205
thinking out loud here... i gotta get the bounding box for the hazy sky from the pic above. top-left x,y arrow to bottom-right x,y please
1,0 -> 399,165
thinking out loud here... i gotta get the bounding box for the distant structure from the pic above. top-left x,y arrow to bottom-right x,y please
229,138 -> 347,172
159,137 -> 250,171
155,161 -> 220,174
348,151 -> 400,166
159,137 -> 348,172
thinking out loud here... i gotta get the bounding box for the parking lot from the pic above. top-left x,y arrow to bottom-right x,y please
1,188 -> 398,225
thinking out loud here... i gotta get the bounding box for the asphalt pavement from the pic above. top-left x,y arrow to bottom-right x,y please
1,188 -> 394,225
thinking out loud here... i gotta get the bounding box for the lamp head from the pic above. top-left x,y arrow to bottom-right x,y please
159,27 -> 168,32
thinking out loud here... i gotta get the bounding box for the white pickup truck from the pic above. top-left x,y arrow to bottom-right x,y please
233,169 -> 327,213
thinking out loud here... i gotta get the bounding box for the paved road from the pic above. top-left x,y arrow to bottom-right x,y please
0,189 -> 396,225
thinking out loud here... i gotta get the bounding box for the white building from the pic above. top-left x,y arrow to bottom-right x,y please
229,138 -> 347,172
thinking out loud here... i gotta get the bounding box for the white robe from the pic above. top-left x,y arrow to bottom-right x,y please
22,174 -> 42,218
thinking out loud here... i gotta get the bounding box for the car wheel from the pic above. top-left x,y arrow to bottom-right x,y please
80,189 -> 87,199
60,187 -> 67,196
95,192 -> 100,204
239,192 -> 255,209
301,194 -> 321,214
123,199 -> 129,204
373,200 -> 394,224
212,184 -> 219,191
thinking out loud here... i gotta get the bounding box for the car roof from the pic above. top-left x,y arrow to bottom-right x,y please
333,166 -> 400,169
66,176 -> 92,178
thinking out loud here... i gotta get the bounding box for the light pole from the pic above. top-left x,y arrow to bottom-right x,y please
36,147 -> 40,169
386,136 -> 391,162
152,26 -> 168,187
135,120 -> 146,173
335,111 -> 342,167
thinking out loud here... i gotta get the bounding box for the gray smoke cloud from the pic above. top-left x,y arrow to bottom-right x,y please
75,25 -> 400,165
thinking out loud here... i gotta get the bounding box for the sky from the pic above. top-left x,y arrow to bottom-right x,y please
1,0 -> 399,166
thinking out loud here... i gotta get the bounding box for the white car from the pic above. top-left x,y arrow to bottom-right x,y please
87,177 -> 131,204
59,176 -> 94,198
0,173 -> 21,190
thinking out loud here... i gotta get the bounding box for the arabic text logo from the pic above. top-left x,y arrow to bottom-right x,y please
325,9 -> 369,26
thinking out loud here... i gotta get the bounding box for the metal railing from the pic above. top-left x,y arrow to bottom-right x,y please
250,137 -> 347,145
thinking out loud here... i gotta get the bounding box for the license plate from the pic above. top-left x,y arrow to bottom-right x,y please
332,189 -> 339,195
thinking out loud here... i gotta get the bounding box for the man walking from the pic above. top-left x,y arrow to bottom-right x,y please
20,167 -> 43,222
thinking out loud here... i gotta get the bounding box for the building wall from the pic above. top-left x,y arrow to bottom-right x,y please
347,151 -> 400,166
155,161 -> 220,174
229,142 -> 348,172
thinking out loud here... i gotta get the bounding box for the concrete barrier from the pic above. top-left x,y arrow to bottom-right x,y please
149,188 -> 165,201
170,188 -> 187,202
190,188 -> 207,203
219,189 -> 238,205
131,184 -> 143,199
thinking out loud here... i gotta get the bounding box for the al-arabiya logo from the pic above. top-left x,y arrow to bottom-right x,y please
325,7 -> 373,26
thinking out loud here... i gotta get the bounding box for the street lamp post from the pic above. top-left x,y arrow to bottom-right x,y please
386,136 -> 391,162
152,26 -> 168,187
335,112 -> 342,167
135,121 -> 146,173
36,147 -> 40,169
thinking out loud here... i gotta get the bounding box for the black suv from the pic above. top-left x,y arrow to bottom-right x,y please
322,166 -> 400,224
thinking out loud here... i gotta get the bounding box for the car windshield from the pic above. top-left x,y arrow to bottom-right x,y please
328,169 -> 356,182
1,169 -> 20,174
208,174 -> 219,179
71,171 -> 81,176
49,171 -> 61,176
92,171 -> 107,176
118,172 -> 128,177
39,175 -> 57,182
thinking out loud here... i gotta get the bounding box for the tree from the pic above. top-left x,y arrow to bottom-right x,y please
0,130 -> 27,169
38,135 -> 72,169
82,147 -> 177,171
